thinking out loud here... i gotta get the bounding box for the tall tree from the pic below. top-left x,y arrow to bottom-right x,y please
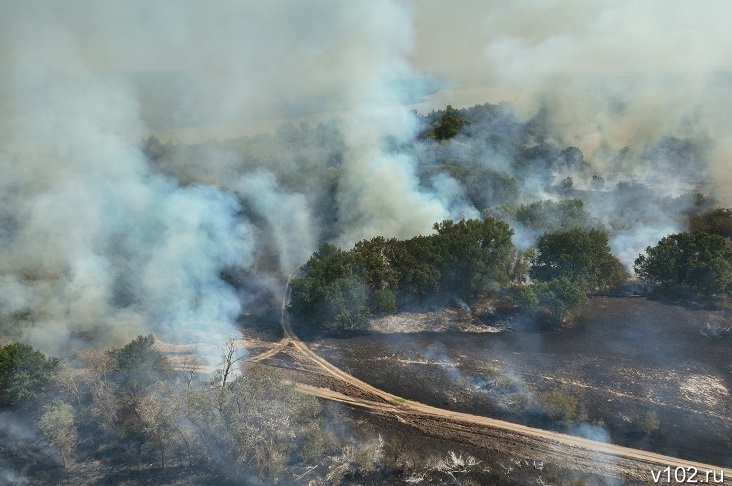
433,218 -> 516,298
634,232 -> 732,295
532,228 -> 624,294
0,342 -> 59,406
38,400 -> 77,467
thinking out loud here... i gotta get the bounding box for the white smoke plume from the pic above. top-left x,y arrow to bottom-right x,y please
410,1 -> 732,198
0,70 -> 255,353
235,169 -> 316,275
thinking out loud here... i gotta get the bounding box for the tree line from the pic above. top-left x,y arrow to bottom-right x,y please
289,218 -> 518,329
0,335 -> 329,481
290,210 -> 732,330
289,218 -> 628,328
0,335 -> 486,483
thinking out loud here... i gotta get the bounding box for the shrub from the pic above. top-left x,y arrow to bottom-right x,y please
539,389 -> 579,426
636,411 -> 660,437
372,288 -> 397,314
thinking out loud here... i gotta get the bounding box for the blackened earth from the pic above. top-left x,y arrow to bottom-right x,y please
295,296 -> 732,468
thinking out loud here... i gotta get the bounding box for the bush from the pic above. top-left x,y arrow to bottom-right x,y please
636,411 -> 660,437
371,288 -> 397,314
537,277 -> 587,322
300,427 -> 329,463
507,285 -> 538,310
539,389 -> 580,426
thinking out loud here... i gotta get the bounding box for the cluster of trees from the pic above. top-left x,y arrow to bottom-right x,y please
628,202 -> 732,298
292,207 -> 732,329
0,336 -> 327,480
4,336 -> 486,484
289,218 -> 517,329
290,217 -> 628,327
634,231 -> 732,296
689,207 -> 732,239
507,228 -> 625,321
422,105 -> 468,141
0,342 -> 59,405
485,198 -> 594,233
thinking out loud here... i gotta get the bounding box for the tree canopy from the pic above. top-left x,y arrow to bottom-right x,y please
689,208 -> 732,239
432,218 -> 515,297
114,334 -> 172,395
424,105 -> 467,141
0,342 -> 59,406
634,232 -> 732,295
289,218 -> 517,329
532,228 -> 624,294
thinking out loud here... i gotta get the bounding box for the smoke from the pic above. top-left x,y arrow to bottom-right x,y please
410,1 -> 732,199
0,0 -> 730,353
0,71 -> 256,353
235,169 -> 316,275
0,1 -> 456,354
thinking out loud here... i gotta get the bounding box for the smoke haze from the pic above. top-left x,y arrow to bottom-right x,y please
0,1 -> 729,353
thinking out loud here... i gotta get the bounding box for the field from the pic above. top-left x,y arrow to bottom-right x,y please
283,296 -> 732,469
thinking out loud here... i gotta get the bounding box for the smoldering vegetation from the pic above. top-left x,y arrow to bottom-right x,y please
0,336 -> 572,485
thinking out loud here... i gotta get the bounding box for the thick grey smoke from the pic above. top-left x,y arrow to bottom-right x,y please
403,1 -> 732,265
0,70 -> 255,353
0,1 -> 454,353
410,0 -> 732,197
235,169 -> 316,275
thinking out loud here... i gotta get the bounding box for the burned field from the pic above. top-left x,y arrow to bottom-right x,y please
294,296 -> 732,468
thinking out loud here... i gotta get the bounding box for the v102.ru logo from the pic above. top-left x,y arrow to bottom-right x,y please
650,467 -> 725,484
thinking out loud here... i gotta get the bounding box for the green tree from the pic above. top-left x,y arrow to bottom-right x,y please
533,228 -> 624,294
289,243 -> 358,319
371,288 -> 397,314
427,105 -> 466,141
391,235 -> 441,295
690,208 -> 732,238
634,232 -> 732,295
487,199 -> 593,235
115,334 -> 171,396
352,236 -> 400,290
322,277 -> 368,330
537,277 -> 587,321
507,285 -> 539,310
433,218 -> 516,298
0,342 -> 59,406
